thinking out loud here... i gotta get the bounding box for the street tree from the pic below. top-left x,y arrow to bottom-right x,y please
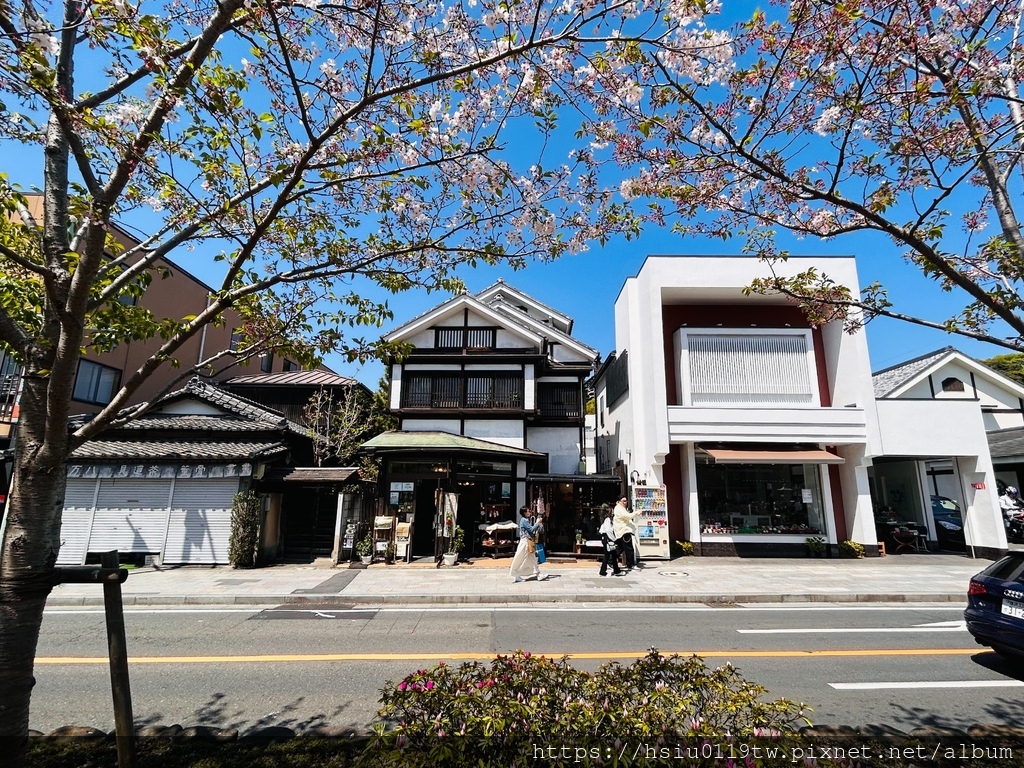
609,0 -> 1024,348
0,0 -> 724,762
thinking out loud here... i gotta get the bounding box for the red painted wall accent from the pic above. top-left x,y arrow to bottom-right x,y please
828,461 -> 848,541
664,443 -> 685,539
660,305 -> 832,407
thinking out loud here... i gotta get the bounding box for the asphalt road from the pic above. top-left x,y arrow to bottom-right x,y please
30,603 -> 1024,736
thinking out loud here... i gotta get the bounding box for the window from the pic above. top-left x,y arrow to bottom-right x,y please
598,395 -> 605,428
941,377 -> 965,393
229,329 -> 244,352
73,360 -> 121,405
537,383 -> 581,418
401,374 -> 522,409
685,332 -> 814,405
282,359 -> 298,372
260,352 -> 274,373
696,458 -> 826,535
434,327 -> 497,350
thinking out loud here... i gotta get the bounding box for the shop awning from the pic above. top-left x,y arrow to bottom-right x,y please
702,448 -> 844,465
267,467 -> 360,482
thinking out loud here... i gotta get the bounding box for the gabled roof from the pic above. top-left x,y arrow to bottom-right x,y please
162,377 -> 307,435
871,346 -> 1024,400
475,279 -> 572,329
488,301 -> 598,362
383,293 -> 545,346
360,430 -> 545,458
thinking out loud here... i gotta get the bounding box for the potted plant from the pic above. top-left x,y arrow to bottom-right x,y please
356,533 -> 373,565
384,541 -> 397,564
805,536 -> 826,557
442,525 -> 464,566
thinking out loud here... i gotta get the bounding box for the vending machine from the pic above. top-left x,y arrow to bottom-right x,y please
631,485 -> 670,559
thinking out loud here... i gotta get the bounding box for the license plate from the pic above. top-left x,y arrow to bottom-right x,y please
1001,597 -> 1024,619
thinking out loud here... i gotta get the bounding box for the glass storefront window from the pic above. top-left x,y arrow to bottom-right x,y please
696,460 -> 826,535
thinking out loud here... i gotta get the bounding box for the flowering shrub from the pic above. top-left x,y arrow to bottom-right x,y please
838,540 -> 865,559
358,650 -> 814,767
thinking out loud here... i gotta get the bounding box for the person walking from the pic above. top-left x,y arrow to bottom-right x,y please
598,506 -> 623,577
510,506 -> 541,583
613,495 -> 639,572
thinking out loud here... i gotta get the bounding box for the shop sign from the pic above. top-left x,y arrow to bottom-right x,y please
67,462 -> 253,479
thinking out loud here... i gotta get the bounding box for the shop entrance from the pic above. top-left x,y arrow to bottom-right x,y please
411,481 -> 439,558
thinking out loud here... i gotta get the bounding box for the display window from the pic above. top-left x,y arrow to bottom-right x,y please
696,459 -> 826,535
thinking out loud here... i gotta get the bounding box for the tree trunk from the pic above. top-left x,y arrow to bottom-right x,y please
0,373 -> 70,767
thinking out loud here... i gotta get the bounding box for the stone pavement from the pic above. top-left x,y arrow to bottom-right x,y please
47,552 -> 990,606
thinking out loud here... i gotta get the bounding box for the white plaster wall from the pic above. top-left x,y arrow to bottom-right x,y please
400,417 -> 461,433
463,420 -> 525,446
613,255 -> 868,480
528,427 -> 580,474
403,363 -> 461,371
875,399 -> 990,457
390,365 -> 402,410
549,344 -> 593,365
986,411 -> 1024,431
159,400 -> 222,415
524,365 -> 535,410
820,313 -> 883,457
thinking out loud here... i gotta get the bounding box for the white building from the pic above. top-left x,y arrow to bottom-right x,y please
595,255 -> 1007,559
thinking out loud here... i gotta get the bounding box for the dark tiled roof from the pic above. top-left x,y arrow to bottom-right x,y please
872,346 -> 958,398
175,378 -> 306,434
475,279 -> 571,324
71,437 -> 289,461
107,414 -> 275,432
222,368 -> 359,388
989,427 -> 1024,460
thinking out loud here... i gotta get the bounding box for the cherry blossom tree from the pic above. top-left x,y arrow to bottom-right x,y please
0,0 -> 726,762
609,0 -> 1024,347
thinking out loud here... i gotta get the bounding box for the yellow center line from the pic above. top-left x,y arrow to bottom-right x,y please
35,648 -> 981,664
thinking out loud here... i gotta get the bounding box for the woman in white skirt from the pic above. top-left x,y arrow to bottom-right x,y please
510,507 -> 544,582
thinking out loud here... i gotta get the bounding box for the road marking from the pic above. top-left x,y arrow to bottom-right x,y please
830,680 -> 1024,690
738,626 -> 965,634
44,604 -> 967,615
35,648 -> 981,665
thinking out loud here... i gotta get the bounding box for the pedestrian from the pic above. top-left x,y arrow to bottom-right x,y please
510,506 -> 541,583
613,495 -> 639,572
598,506 -> 623,577
531,511 -> 548,581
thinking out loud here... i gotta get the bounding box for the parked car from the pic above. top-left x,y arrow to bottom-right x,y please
965,552 -> 1024,662
930,496 -> 966,551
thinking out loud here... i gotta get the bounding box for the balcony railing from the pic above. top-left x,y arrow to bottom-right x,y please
434,327 -> 497,350
537,385 -> 581,419
0,370 -> 23,425
402,374 -> 522,410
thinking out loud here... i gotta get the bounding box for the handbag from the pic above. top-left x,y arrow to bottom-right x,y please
536,544 -> 546,564
526,538 -> 537,555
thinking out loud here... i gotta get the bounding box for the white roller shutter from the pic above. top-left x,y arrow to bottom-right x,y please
87,478 -> 173,555
164,479 -> 238,564
58,479 -> 98,565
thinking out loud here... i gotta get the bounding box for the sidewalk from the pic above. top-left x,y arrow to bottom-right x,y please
47,552 -> 988,606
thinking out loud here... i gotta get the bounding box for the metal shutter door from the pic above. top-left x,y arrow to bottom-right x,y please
164,479 -> 238,564
88,479 -> 173,554
58,479 -> 98,565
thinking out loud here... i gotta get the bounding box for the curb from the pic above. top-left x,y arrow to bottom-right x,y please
45,592 -> 969,607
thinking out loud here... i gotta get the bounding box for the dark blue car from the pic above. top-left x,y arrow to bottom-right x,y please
964,552 -> 1024,662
